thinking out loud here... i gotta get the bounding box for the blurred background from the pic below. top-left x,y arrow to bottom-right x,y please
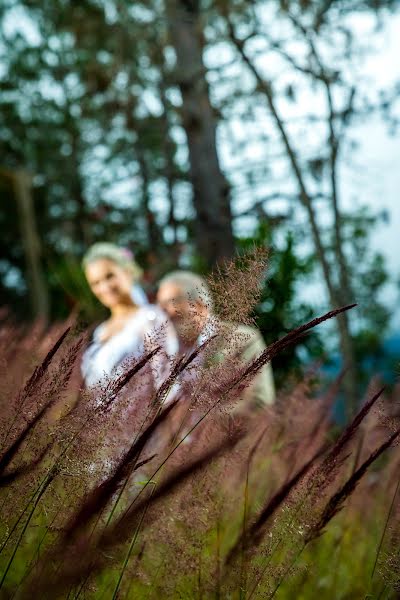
1,0 -> 399,408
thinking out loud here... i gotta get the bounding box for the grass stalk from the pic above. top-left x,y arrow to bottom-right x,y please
0,467 -> 57,590
111,483 -> 156,600
371,474 -> 400,580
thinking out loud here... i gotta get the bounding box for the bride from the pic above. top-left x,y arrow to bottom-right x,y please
79,242 -> 178,478
81,242 -> 177,390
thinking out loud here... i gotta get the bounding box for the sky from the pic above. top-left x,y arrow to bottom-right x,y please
342,118 -> 400,323
340,14 -> 400,330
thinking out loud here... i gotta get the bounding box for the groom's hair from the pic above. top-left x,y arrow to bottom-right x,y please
158,271 -> 213,309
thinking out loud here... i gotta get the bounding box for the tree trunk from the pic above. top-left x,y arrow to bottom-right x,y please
324,84 -> 359,418
137,154 -> 163,251
167,0 -> 235,268
14,170 -> 50,322
71,138 -> 91,251
159,78 -> 179,255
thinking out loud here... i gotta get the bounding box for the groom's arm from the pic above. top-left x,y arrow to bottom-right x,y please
238,328 -> 275,411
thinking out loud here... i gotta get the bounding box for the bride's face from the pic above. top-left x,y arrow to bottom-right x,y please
85,258 -> 133,309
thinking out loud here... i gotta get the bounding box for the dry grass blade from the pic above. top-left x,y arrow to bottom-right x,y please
19,326 -> 71,398
315,387 -> 386,489
0,442 -> 52,488
328,386 -> 385,459
245,429 -> 400,600
0,327 -> 71,452
221,304 -> 357,396
29,431 -> 244,598
98,346 -> 161,413
308,426 -> 400,543
247,424 -> 270,466
101,430 -> 244,550
153,334 -> 217,406
0,336 -> 84,477
63,398 -> 179,540
225,444 -> 326,565
0,336 -> 85,478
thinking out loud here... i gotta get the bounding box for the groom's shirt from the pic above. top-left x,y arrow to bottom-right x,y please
174,317 -> 275,413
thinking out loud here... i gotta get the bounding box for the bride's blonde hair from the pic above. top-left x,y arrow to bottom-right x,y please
82,242 -> 143,282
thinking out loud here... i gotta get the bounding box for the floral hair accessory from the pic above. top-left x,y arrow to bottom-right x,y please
121,247 -> 134,260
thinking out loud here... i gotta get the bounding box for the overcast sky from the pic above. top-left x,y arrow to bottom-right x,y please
340,14 -> 400,331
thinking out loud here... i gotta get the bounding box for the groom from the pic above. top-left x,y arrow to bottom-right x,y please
156,270 -> 275,414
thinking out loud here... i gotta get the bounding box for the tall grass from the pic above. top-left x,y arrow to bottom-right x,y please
0,257 -> 399,598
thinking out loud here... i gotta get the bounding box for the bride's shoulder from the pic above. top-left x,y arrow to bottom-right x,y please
91,320 -> 108,343
137,304 -> 168,324
137,305 -> 178,355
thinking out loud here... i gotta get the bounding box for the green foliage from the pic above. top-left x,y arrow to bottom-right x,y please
0,177 -> 27,312
238,222 -> 323,386
0,0 -> 187,317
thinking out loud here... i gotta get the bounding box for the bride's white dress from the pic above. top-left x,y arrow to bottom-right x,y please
80,305 -> 178,478
81,305 -> 177,389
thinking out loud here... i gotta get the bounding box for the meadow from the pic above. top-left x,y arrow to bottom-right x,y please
0,303 -> 399,600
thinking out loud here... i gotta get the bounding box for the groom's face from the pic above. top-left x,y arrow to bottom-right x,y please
157,282 -> 209,343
